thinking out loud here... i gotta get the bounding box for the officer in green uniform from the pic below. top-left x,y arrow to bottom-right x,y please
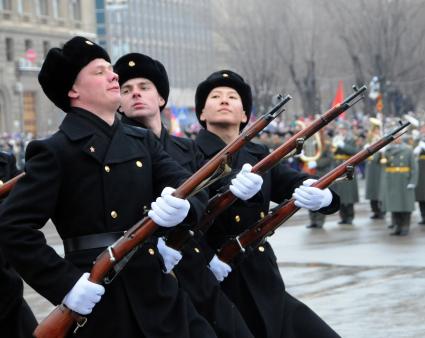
365,118 -> 385,219
381,136 -> 418,235
330,122 -> 359,225
414,137 -> 425,225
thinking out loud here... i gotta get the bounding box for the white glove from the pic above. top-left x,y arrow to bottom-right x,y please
407,183 -> 416,189
62,273 -> 105,315
208,254 -> 232,282
414,141 -> 425,155
307,161 -> 317,169
148,187 -> 190,227
229,163 -> 263,201
293,179 -> 333,211
157,237 -> 182,273
334,140 -> 345,148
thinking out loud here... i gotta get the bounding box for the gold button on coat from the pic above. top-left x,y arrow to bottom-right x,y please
136,161 -> 143,168
110,211 -> 118,219
235,215 -> 241,223
260,211 -> 265,218
148,248 -> 155,255
104,165 -> 110,173
258,246 -> 265,252
194,247 -> 200,253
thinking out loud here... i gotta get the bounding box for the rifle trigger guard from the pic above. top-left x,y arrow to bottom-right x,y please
295,138 -> 304,154
282,138 -> 305,161
334,165 -> 355,182
346,165 -> 354,180
235,236 -> 245,253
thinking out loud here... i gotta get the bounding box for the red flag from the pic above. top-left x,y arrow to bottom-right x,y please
331,80 -> 345,118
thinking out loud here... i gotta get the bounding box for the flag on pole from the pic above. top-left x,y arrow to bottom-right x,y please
331,80 -> 345,118
169,108 -> 183,137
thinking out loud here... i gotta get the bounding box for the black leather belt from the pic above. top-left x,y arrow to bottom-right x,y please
63,232 -> 124,254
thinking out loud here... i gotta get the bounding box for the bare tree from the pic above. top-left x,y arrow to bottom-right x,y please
323,0 -> 425,116
214,0 -> 343,117
213,0 -> 290,115
276,0 -> 323,116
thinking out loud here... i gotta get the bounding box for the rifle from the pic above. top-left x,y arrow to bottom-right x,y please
166,85 -> 367,250
217,121 -> 410,264
0,172 -> 25,199
33,94 -> 292,338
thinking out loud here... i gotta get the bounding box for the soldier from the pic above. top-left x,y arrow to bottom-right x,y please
330,121 -> 359,225
0,37 -> 217,338
365,118 -> 385,219
381,135 -> 418,235
114,52 -> 254,338
194,70 -> 341,338
414,135 -> 425,225
0,151 -> 38,337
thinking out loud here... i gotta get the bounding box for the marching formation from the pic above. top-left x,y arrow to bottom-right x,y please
0,36 -> 415,338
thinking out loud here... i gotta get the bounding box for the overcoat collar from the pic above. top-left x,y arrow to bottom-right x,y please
120,115 -> 190,153
195,129 -> 227,157
196,128 -> 265,158
0,153 -> 9,164
60,109 -> 147,164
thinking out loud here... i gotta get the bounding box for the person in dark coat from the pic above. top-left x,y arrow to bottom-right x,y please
0,37 -> 217,338
0,151 -> 38,338
194,70 -> 341,338
114,52 -> 254,338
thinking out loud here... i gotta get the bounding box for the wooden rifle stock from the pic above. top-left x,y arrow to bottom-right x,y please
217,121 -> 410,264
167,85 -> 367,250
0,172 -> 25,199
34,95 -> 292,338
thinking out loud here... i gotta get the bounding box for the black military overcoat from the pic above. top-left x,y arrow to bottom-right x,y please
0,109 -> 215,338
195,129 -> 340,338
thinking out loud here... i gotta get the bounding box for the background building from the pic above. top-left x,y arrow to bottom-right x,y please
103,0 -> 215,108
0,0 -> 96,136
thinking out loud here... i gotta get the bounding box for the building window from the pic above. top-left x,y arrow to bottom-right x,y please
36,0 -> 48,16
25,39 -> 33,51
22,0 -> 32,14
0,0 -> 12,11
70,0 -> 81,21
43,41 -> 50,58
16,0 -> 23,13
52,0 -> 61,18
5,38 -> 14,62
23,92 -> 37,136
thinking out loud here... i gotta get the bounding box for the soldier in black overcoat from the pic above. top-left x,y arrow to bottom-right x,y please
0,37 -> 217,338
114,52 -> 254,338
0,151 -> 38,337
194,70 -> 342,338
